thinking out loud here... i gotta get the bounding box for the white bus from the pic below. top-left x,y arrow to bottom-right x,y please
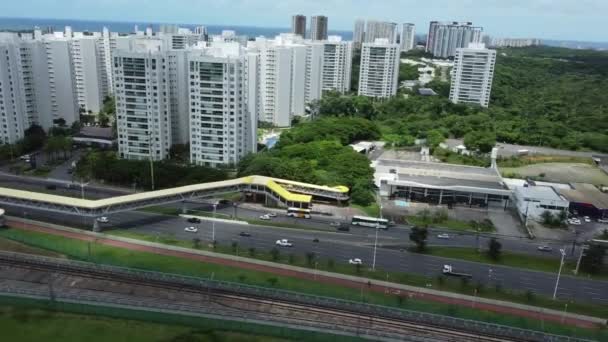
287,207 -> 311,219
351,216 -> 389,229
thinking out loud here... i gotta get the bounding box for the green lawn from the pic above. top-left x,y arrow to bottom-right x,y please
1,226 -> 608,339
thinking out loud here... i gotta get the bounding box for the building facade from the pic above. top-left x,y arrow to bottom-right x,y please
353,19 -> 365,48
310,16 -> 328,41
364,21 -> 397,44
449,43 -> 496,107
358,39 -> 400,98
400,23 -> 415,52
291,15 -> 307,37
321,36 -> 353,93
426,21 -> 483,58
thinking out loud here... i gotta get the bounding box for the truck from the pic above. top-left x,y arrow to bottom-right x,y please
442,265 -> 472,279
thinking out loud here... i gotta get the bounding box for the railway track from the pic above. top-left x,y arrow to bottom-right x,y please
0,252 -> 577,342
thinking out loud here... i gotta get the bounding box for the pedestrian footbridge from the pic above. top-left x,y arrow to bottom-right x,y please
0,175 -> 349,218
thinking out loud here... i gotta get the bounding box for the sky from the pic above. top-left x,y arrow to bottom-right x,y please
3,0 -> 607,42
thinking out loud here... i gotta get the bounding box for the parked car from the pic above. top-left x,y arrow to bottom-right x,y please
96,217 -> 109,223
19,154 -> 30,161
537,245 -> 553,252
568,218 -> 582,225
267,212 -> 277,218
184,226 -> 198,233
259,214 -> 271,220
583,216 -> 591,223
598,218 -> 608,224
275,239 -> 293,247
437,233 -> 450,239
349,258 -> 363,265
239,232 -> 251,237
187,217 -> 201,223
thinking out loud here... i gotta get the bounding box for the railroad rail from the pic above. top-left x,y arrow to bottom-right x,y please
0,251 -> 594,342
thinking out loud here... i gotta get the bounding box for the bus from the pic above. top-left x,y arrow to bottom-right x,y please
286,207 -> 311,219
351,216 -> 389,229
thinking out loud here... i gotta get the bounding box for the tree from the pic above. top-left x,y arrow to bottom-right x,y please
98,112 -> 110,127
409,226 -> 428,252
270,247 -> 280,261
464,130 -> 496,154
306,252 -> 316,267
540,210 -> 554,226
231,241 -> 238,254
248,247 -> 256,257
580,245 -> 606,275
192,238 -> 201,249
487,238 -> 502,261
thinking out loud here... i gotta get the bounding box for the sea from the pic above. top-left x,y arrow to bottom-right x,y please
0,17 -> 353,40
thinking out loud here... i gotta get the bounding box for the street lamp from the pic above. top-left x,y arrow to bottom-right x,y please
372,222 -> 379,271
147,132 -> 155,191
211,203 -> 217,242
553,248 -> 566,300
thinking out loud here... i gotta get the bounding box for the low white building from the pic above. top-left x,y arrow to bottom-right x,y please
513,186 -> 569,223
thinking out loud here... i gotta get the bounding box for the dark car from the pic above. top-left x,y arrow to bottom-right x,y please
46,184 -> 57,190
239,232 -> 251,237
187,217 -> 201,223
337,224 -> 350,232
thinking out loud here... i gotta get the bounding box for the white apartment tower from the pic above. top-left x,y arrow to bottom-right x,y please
400,23 -> 415,52
44,37 -> 80,126
188,43 -> 256,167
321,36 -> 352,93
0,41 -> 29,144
364,21 -> 397,44
353,19 -> 365,48
113,41 -> 173,161
310,16 -> 328,41
426,21 -> 483,58
358,39 -> 400,98
449,43 -> 496,108
70,36 -> 107,113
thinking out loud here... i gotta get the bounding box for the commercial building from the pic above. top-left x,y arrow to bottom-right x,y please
364,20 -> 397,44
310,16 -> 328,41
488,37 -> 542,48
426,21 -> 483,58
449,43 -> 496,107
353,19 -> 365,48
559,183 -> 608,220
321,36 -> 353,93
400,23 -> 415,52
292,15 -> 307,37
376,159 -> 512,208
513,185 -> 569,223
358,38 -> 400,98
188,42 -> 256,167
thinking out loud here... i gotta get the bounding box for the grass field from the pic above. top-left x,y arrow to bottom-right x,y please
0,236 -> 65,258
1,226 -> 608,339
500,163 -> 608,186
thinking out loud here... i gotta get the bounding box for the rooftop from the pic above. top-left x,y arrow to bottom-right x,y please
559,183 -> 608,209
515,185 -> 566,202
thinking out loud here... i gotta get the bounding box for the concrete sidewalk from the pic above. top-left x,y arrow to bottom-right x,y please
5,216 -> 606,329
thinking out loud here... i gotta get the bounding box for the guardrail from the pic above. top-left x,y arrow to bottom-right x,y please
0,251 -> 596,342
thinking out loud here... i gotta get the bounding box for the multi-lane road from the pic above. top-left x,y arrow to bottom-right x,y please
1,172 -> 607,304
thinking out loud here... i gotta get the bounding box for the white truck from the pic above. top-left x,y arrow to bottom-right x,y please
442,265 -> 472,279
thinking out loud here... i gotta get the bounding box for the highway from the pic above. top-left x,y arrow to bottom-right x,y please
2,202 -> 607,305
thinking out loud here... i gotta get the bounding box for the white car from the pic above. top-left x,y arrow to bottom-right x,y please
598,218 -> 608,224
275,239 -> 293,247
267,212 -> 277,217
184,226 -> 198,233
259,214 -> 271,220
349,258 -> 363,265
437,233 -> 450,239
96,217 -> 109,223
583,216 -> 591,223
19,154 -> 30,160
568,219 -> 581,225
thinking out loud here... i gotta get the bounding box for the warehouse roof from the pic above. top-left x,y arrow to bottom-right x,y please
559,183 -> 608,209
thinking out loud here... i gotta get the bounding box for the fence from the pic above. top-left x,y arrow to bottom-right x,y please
0,250 -> 597,342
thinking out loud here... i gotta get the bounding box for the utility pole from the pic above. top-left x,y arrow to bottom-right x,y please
574,245 -> 589,275
211,203 -> 217,242
148,132 -> 155,191
553,248 -> 566,300
372,222 -> 379,271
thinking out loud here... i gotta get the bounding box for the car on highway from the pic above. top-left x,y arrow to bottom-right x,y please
598,218 -> 608,224
96,217 -> 109,223
537,245 -> 553,252
267,212 -> 277,218
46,184 -> 57,190
349,258 -> 363,265
184,226 -> 198,233
239,232 -> 251,237
437,233 -> 450,239
187,217 -> 201,223
259,214 -> 271,220
275,239 -> 293,247
313,238 -> 319,243
583,216 -> 591,223
442,265 -> 472,278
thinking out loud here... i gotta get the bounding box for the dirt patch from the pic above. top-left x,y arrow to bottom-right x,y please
500,163 -> 608,186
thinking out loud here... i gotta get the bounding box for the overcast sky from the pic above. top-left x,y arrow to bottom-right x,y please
3,0 -> 607,41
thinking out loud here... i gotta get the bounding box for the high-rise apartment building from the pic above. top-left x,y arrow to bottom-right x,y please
113,40 -> 173,161
310,16 -> 328,41
0,38 -> 29,144
292,15 -> 307,37
353,19 -> 365,48
426,21 -> 483,58
400,23 -> 415,52
188,42 -> 256,167
43,35 -> 80,126
358,38 -> 400,98
449,43 -> 496,108
364,21 -> 397,44
321,36 -> 353,93
70,36 -> 108,113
